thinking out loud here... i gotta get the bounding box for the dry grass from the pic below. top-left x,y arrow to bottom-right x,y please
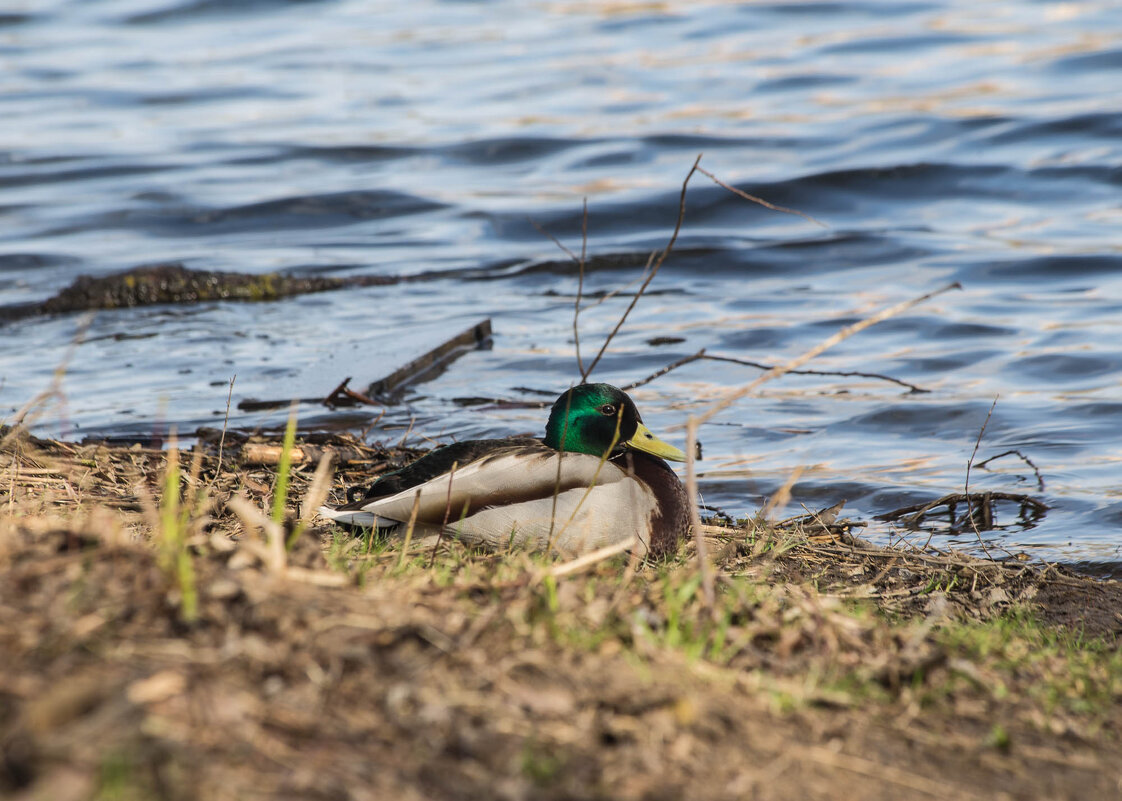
2,426 -> 1121,801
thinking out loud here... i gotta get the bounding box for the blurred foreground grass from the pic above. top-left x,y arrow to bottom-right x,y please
2,427 -> 1120,801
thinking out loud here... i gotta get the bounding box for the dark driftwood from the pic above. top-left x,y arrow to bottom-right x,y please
237,396 -> 327,412
367,319 -> 493,401
324,377 -> 379,409
236,319 -> 494,412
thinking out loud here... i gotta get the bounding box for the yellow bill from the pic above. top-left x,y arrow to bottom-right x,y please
626,423 -> 687,462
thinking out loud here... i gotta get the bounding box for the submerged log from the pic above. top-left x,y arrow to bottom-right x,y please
0,262 -> 401,322
1,250 -> 684,323
38,263 -> 350,313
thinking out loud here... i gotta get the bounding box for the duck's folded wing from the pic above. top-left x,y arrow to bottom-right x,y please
451,481 -> 654,555
355,437 -> 542,502
319,447 -> 626,528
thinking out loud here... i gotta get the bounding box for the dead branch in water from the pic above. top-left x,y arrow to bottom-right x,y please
622,348 -> 929,394
323,377 -> 379,409
238,320 -> 492,412
881,491 -> 1048,531
975,449 -> 1045,492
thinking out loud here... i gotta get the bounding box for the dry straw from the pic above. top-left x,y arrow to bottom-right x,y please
684,281 -> 962,607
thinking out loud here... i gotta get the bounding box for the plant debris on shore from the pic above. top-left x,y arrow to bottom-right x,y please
2,427 -> 1120,801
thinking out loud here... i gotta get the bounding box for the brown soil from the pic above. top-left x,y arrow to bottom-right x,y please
1,429 -> 1120,801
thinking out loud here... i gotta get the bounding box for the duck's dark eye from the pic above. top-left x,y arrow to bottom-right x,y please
599,404 -> 618,416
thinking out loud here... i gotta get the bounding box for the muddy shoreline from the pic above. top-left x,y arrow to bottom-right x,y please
1,428 -> 1120,800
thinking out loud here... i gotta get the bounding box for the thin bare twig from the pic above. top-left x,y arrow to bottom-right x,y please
575,198 -> 588,377
975,449 -> 1045,492
546,386 -> 574,551
697,165 -> 828,229
551,408 -> 624,550
705,354 -> 926,393
227,495 -> 286,573
803,745 -> 965,798
398,488 -> 423,570
215,374 -> 236,479
576,264 -> 652,311
396,415 -> 417,449
680,282 -> 962,431
685,421 -> 713,610
298,451 -> 336,528
429,460 -> 458,568
622,349 -> 709,392
759,466 -> 806,522
323,377 -> 378,408
528,209 -> 588,378
582,154 -> 703,382
961,397 -> 999,561
545,536 -> 638,579
622,349 -> 927,393
1,313 -> 94,452
528,219 -> 580,263
749,467 -> 808,559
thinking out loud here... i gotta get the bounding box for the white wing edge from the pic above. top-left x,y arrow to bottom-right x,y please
317,505 -> 398,528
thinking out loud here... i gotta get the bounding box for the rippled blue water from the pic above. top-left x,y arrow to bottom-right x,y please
2,0 -> 1121,567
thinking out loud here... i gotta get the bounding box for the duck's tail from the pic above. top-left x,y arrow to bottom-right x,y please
317,505 -> 395,528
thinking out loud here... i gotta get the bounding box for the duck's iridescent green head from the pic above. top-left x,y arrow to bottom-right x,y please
543,383 -> 686,462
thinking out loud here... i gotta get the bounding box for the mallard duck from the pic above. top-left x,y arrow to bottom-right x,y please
318,383 -> 689,558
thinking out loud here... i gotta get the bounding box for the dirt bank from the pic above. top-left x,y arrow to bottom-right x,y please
1,429 -> 1119,800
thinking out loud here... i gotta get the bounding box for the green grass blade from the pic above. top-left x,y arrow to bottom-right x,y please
272,404 -> 298,525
